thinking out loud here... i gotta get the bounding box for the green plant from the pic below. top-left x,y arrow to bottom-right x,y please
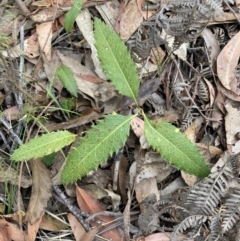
64,0 -> 82,33
11,18 -> 211,184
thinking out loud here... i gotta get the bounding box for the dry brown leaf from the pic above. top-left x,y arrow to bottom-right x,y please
123,189 -> 131,241
217,31 -> 240,93
95,0 -> 120,29
0,162 -> 32,188
0,219 -> 23,241
75,185 -> 123,241
81,184 -> 121,211
216,79 -> 240,102
150,47 -> 166,65
57,51 -> 117,104
68,213 -> 86,241
203,78 -> 215,107
56,51 -> 97,99
24,214 -> 43,241
3,106 -> 19,121
181,171 -> 198,186
184,116 -> 204,143
31,0 -> 52,7
119,0 -> 143,39
76,10 -> 107,80
36,22 -> 52,61
131,117 -> 144,137
25,158 -> 52,224
46,109 -> 102,132
211,89 -> 225,129
135,178 -> 159,204
2,34 -> 40,59
81,74 -> 104,83
39,214 -> 68,231
0,223 -> 11,241
43,50 -> 63,93
24,34 -> 40,59
30,7 -> 64,23
137,78 -> 161,106
117,156 -> 128,204
144,152 -> 173,183
135,232 -> 194,241
201,28 -> 220,74
80,225 -> 101,241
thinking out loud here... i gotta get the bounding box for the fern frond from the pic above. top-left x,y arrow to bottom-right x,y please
205,0 -> 223,12
184,163 -> 234,215
229,153 -> 240,177
209,216 -> 221,241
171,215 -> 208,240
221,188 -> 240,233
61,114 -> 134,183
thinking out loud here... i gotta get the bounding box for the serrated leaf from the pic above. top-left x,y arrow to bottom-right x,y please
143,114 -> 210,177
94,18 -> 140,103
64,0 -> 82,33
11,131 -> 76,161
56,66 -> 78,97
61,114 -> 133,183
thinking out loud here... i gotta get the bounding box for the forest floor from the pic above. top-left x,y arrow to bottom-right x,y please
0,0 -> 240,240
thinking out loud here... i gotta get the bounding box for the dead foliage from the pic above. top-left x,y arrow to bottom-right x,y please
0,0 -> 240,240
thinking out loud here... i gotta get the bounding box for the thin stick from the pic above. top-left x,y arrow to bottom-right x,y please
52,185 -> 91,232
15,0 -> 30,16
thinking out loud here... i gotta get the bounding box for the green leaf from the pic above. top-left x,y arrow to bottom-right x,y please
143,114 -> 211,177
64,0 -> 82,33
94,18 -> 140,103
61,114 -> 133,183
11,131 -> 76,161
42,152 -> 56,167
56,66 -> 78,97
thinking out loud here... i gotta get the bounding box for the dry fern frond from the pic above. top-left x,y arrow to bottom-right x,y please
198,78 -> 210,103
208,216 -> 222,241
184,163 -> 233,215
171,215 -> 208,240
221,188 -> 240,233
229,153 -> 240,177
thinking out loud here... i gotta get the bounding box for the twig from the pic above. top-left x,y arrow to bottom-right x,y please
17,25 -> 24,110
15,0 -> 30,16
52,185 -> 91,232
0,117 -> 22,145
223,0 -> 240,25
0,130 -> 11,152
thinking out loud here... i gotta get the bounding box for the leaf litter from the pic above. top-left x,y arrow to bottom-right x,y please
1,0 -> 240,241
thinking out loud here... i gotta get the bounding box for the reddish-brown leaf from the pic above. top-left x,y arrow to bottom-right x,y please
76,185 -> 123,241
